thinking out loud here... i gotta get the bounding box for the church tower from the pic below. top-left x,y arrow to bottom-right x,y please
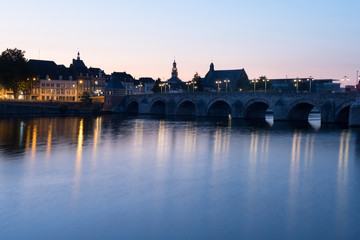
171,60 -> 178,78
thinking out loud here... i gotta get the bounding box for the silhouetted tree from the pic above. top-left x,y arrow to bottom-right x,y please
152,78 -> 161,93
255,76 -> 273,91
192,72 -> 203,92
0,48 -> 33,99
80,91 -> 92,105
235,73 -> 251,91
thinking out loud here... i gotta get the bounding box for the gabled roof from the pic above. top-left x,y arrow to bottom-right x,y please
112,72 -> 134,82
202,67 -> 247,88
28,59 -> 74,80
105,76 -> 125,89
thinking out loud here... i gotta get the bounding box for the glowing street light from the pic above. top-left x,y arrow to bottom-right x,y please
251,78 -> 258,92
263,77 -> 270,92
294,77 -> 301,93
186,82 -> 191,92
341,76 -> 350,85
215,80 -> 222,91
224,79 -> 230,92
307,76 -> 314,93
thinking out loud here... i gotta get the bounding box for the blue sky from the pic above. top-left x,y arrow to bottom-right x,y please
1,0 -> 359,83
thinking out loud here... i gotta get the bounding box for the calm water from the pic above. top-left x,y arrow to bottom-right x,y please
1,115 -> 360,239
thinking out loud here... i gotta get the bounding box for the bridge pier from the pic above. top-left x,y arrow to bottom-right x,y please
349,97 -> 360,127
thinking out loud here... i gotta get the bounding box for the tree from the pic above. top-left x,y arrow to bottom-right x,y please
235,73 -> 251,91
192,72 -> 203,92
253,76 -> 273,91
80,91 -> 93,105
152,78 -> 161,93
0,48 -> 33,99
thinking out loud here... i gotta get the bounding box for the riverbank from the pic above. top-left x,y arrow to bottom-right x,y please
0,101 -> 110,117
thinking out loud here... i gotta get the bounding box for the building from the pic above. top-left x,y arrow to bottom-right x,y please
166,60 -> 184,92
135,78 -> 155,94
111,72 -> 135,95
27,52 -> 107,102
201,62 -> 248,91
103,76 -> 126,110
28,59 -> 78,101
270,78 -> 341,92
70,52 -> 107,99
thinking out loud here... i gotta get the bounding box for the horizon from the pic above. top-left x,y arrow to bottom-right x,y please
1,0 -> 360,84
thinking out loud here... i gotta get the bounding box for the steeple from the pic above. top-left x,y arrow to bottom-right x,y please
210,62 -> 214,72
77,51 -> 80,60
171,60 -> 178,78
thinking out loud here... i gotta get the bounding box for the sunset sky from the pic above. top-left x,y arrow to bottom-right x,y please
1,0 -> 360,84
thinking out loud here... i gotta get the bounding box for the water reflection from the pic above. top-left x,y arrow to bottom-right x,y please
0,116 -> 360,239
73,119 -> 84,200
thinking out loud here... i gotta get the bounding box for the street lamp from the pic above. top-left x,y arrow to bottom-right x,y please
263,77 -> 270,92
224,79 -> 230,92
215,80 -> 222,91
251,78 -> 258,92
137,83 -> 143,94
186,82 -> 191,92
341,76 -> 349,86
307,76 -> 313,93
294,78 -> 301,93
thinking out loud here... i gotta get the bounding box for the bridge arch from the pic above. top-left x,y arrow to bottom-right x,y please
149,98 -> 166,115
335,100 -> 355,123
207,98 -> 231,117
176,98 -> 196,116
244,98 -> 272,119
287,99 -> 320,121
127,99 -> 139,114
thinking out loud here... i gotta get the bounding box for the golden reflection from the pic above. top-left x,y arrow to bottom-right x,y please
156,120 -> 168,160
338,130 -> 351,183
73,119 -> 84,199
213,125 -> 231,157
336,130 -> 351,230
288,130 -> 302,220
303,133 -> 315,169
46,123 -> 53,160
249,131 -> 259,164
25,125 -> 31,154
30,124 -> 38,160
134,119 -> 144,146
93,117 -> 102,156
184,122 -> 197,154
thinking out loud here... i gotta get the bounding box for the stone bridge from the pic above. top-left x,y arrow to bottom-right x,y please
115,92 -> 360,124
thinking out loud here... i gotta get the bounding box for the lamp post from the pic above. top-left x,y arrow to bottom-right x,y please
263,77 -> 269,92
186,82 -> 191,92
341,76 -> 350,89
215,80 -> 222,91
137,83 -> 143,94
307,76 -> 313,93
251,78 -> 258,92
224,79 -> 230,92
294,78 -> 301,93
77,80 -> 83,101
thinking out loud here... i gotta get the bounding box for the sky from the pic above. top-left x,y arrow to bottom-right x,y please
1,0 -> 360,84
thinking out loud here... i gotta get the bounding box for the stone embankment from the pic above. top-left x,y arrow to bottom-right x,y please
0,101 -> 105,117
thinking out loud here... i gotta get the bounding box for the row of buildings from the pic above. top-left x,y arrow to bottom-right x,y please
1,52 -> 359,102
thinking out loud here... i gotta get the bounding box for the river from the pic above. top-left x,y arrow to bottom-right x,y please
0,115 -> 359,239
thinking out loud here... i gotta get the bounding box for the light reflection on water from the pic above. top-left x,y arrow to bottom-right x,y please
0,115 -> 359,239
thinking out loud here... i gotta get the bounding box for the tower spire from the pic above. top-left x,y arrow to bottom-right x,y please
77,51 -> 80,60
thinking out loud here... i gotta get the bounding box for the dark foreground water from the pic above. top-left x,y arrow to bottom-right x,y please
0,115 -> 360,239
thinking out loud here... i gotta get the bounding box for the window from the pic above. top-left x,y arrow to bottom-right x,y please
56,84 -> 60,87
46,83 -> 50,87
41,83 -> 45,87
51,83 -> 54,87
